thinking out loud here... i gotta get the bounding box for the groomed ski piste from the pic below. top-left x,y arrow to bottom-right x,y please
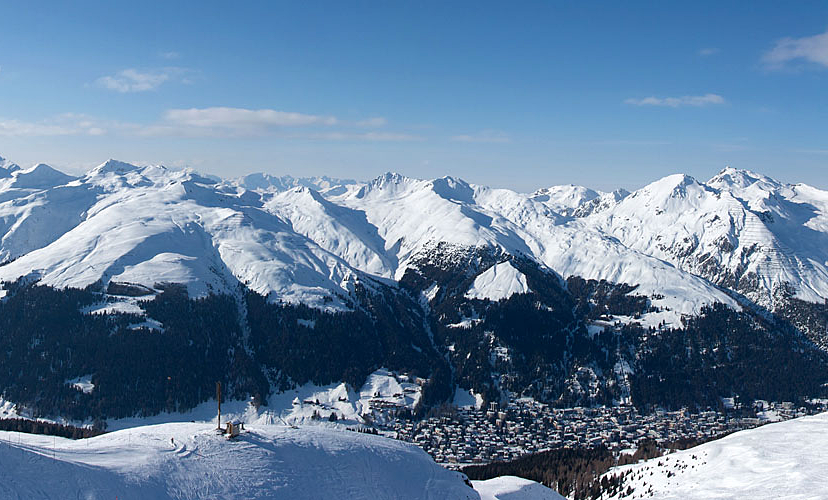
601,411 -> 828,499
0,422 -> 481,500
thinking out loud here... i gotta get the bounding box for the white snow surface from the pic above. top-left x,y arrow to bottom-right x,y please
602,412 -> 828,500
0,422 -> 478,499
473,476 -> 565,500
453,387 -> 485,410
0,157 -> 825,318
66,375 -> 95,394
466,261 -> 530,301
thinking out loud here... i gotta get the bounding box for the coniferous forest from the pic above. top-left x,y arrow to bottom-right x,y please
1,250 -> 827,422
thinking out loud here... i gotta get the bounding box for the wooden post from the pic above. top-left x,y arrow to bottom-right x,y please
216,381 -> 222,431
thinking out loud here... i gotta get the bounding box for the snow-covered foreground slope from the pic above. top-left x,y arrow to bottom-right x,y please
0,422 -> 478,500
603,412 -> 828,500
473,476 -> 564,500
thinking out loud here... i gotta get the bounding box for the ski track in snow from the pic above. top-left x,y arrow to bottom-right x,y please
0,422 -> 479,500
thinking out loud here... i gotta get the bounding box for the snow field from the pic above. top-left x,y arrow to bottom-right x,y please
602,412 -> 828,500
0,422 -> 478,499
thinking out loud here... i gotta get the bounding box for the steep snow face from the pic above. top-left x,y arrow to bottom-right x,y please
342,173 -> 535,277
337,172 -> 734,321
0,182 -> 98,262
0,155 -> 20,177
466,261 -> 530,301
0,422 -> 479,500
588,168 -> 828,305
603,412 -> 828,500
265,187 -> 397,278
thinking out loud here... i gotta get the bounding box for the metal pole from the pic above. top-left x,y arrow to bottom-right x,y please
217,381 -> 222,431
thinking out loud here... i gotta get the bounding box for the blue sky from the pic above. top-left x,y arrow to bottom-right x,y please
0,1 -> 826,191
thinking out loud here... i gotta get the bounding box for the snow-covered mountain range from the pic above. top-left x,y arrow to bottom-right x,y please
0,154 -> 826,420
1,155 -> 825,317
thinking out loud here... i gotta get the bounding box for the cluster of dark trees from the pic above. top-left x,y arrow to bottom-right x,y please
0,276 -> 450,421
246,282 -> 444,395
773,288 -> 828,349
566,276 -> 654,320
463,447 -> 623,500
0,281 -> 266,420
464,433 -> 745,499
630,302 -> 828,410
0,418 -> 104,439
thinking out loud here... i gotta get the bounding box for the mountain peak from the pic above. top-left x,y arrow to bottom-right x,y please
637,173 -> 700,198
531,184 -> 600,207
430,176 -> 475,203
373,171 -> 409,186
9,163 -> 76,189
355,172 -> 413,198
708,167 -> 781,190
0,155 -> 21,177
91,159 -> 142,176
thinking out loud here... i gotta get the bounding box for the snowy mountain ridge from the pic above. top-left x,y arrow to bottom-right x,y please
0,156 -> 824,322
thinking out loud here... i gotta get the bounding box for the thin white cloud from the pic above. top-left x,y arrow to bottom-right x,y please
159,51 -> 180,60
355,117 -> 387,127
96,67 -> 187,92
793,148 -> 828,155
154,107 -> 337,136
699,48 -> 720,56
450,130 -> 511,143
301,131 -> 421,142
0,108 -> 413,141
713,143 -> 750,152
0,113 -> 109,137
764,29 -> 828,69
595,139 -> 672,146
624,94 -> 725,108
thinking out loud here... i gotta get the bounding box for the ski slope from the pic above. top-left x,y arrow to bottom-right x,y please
0,422 -> 478,500
602,412 -> 828,500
